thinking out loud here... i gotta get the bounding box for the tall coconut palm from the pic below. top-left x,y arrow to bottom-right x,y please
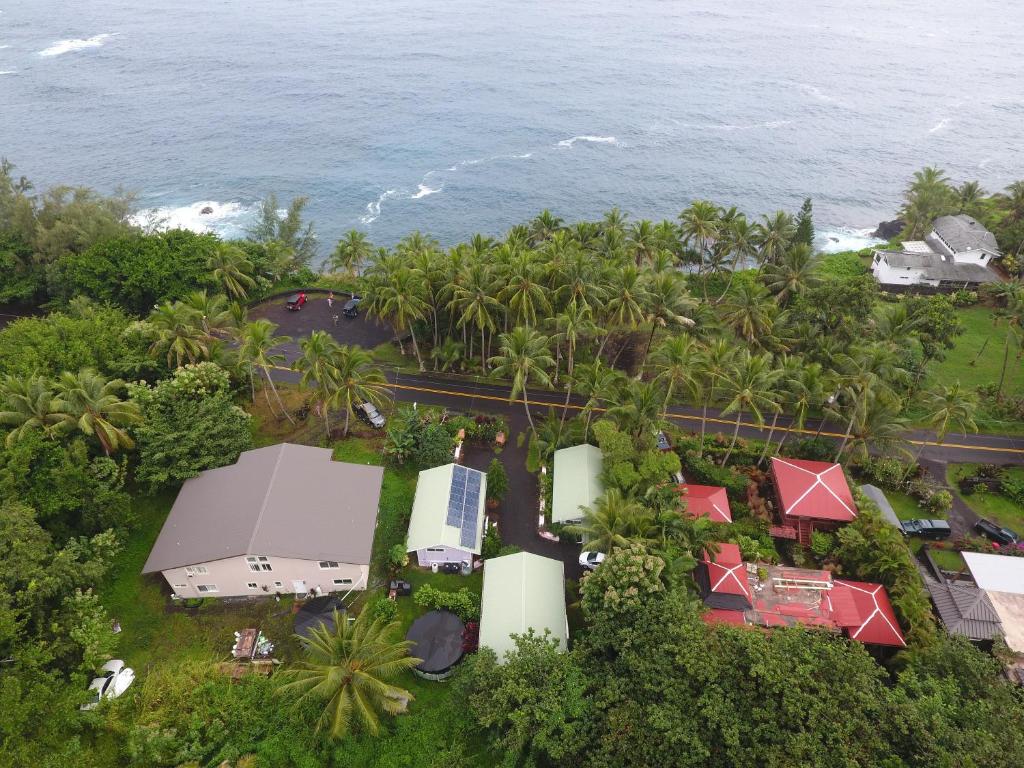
528,209 -> 564,245
714,214 -> 758,301
207,243 -> 256,300
696,338 -> 736,457
721,281 -> 776,345
488,327 -> 554,432
831,343 -> 906,458
628,219 -> 658,266
367,267 -> 430,371
776,360 -> 825,453
573,361 -> 625,440
330,230 -> 375,278
238,319 -> 293,421
639,272 -> 696,369
994,292 -> 1024,399
841,393 -> 910,463
499,253 -> 551,329
999,180 -> 1024,223
957,181 -> 986,215
599,264 -> 649,361
329,345 -> 391,436
906,382 -> 977,476
763,244 -> 820,305
755,211 -> 796,269
650,334 -> 702,414
718,351 -> 779,466
554,301 -> 598,434
678,200 -> 720,300
144,301 -> 212,368
293,331 -> 343,436
608,379 -> 665,442
448,263 -> 500,371
277,609 -> 420,740
181,290 -> 231,336
0,374 -> 65,447
564,488 -> 652,553
53,369 -> 141,456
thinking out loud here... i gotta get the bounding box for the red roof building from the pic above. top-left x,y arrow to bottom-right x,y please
678,484 -> 732,524
696,543 -> 752,611
770,458 -> 858,545
830,580 -> 907,647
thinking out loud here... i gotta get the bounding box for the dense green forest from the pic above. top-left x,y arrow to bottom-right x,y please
2,159 -> 1024,767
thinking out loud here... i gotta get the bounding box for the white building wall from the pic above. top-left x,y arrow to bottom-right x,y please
159,555 -> 368,599
415,545 -> 474,567
952,248 -> 992,267
872,258 -> 936,287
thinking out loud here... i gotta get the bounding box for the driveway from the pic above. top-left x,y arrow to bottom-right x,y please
919,457 -> 978,537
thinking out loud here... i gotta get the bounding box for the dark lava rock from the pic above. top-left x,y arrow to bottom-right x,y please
872,219 -> 904,240
200,206 -> 214,215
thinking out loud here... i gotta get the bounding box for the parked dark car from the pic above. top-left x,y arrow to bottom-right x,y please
342,297 -> 361,317
975,518 -> 1020,545
285,292 -> 307,311
900,519 -> 952,540
356,402 -> 385,428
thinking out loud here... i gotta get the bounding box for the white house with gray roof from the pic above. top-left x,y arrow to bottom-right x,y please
142,444 -> 383,599
871,214 -> 1001,289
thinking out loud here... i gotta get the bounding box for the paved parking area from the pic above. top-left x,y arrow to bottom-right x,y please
250,291 -> 394,353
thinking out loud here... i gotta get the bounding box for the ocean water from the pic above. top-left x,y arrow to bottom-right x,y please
1,0 -> 1022,254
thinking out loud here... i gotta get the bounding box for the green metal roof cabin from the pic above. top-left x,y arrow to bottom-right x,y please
552,444 -> 603,525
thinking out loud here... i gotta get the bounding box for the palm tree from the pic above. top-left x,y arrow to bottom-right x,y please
528,209 -> 564,245
53,369 -> 141,456
0,374 -> 65,447
720,281 -> 776,345
448,263 -> 500,371
957,181 -> 986,215
564,488 -> 652,553
499,252 -> 551,329
238,319 -> 294,421
144,301 -> 212,368
999,180 -> 1024,223
573,361 -> 625,439
553,301 -> 598,433
714,214 -> 758,301
994,292 -> 1024,399
429,338 -> 465,373
678,200 -> 720,300
330,230 -> 375,278
608,380 -> 665,443
488,327 -> 554,432
639,272 -> 696,369
830,343 -> 906,459
293,331 -> 342,436
906,382 -> 977,476
718,351 -> 779,466
776,361 -> 825,453
628,219 -> 658,266
763,244 -> 820,305
650,334 -> 702,414
181,290 -> 231,336
695,338 -> 735,457
841,394 -> 910,463
755,211 -> 796,269
367,267 -> 430,371
329,345 -> 391,436
208,243 -> 256,300
277,609 -> 420,740
599,264 -> 649,361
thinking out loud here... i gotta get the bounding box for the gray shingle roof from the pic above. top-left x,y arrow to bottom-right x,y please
878,250 -> 999,283
142,444 -> 383,572
926,580 -> 1003,641
859,484 -> 901,528
931,215 -> 1000,254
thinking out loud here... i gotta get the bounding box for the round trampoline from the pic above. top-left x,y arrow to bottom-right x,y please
405,610 -> 466,680
294,596 -> 346,638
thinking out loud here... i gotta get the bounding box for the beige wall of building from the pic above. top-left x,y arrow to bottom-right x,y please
159,554 -> 368,599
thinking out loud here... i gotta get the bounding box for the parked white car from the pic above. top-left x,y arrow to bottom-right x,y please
80,659 -> 135,710
579,551 -> 606,570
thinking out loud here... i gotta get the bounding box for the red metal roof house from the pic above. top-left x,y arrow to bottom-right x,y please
695,543 -> 752,611
678,484 -> 732,524
770,457 -> 857,546
830,579 -> 907,647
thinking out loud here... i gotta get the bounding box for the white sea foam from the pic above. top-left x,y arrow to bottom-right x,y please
38,33 -> 116,58
816,226 -> 885,253
928,117 -> 951,133
361,189 -> 400,225
0,70 -> 14,75
0,45 -> 10,50
674,119 -> 791,132
557,135 -> 618,148
411,183 -> 442,199
799,83 -> 839,104
130,200 -> 259,238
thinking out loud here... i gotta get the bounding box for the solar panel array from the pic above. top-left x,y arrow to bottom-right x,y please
446,465 -> 483,549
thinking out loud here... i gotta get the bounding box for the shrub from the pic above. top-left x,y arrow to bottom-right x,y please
481,526 -> 502,559
856,456 -> 911,490
1001,477 -> 1024,506
678,450 -> 749,501
497,544 -> 522,557
925,490 -> 953,516
486,458 -> 509,502
387,544 -> 409,571
950,289 -> 978,307
413,585 -> 480,621
810,531 -> 836,560
368,597 -> 399,622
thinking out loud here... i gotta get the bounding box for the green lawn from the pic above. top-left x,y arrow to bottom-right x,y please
885,489 -> 927,521
947,464 -> 1024,532
921,307 -> 1024,433
928,547 -> 967,573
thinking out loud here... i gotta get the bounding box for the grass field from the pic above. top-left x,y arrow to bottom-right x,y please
947,463 -> 1024,532
928,547 -> 967,573
921,307 -> 1024,433
885,489 -> 926,520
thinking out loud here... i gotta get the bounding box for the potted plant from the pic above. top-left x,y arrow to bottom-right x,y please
486,458 -> 509,510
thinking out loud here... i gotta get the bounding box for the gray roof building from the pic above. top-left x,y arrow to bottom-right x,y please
859,484 -> 901,529
878,251 -> 999,283
925,580 -> 1004,642
142,444 -> 383,573
930,215 -> 1000,255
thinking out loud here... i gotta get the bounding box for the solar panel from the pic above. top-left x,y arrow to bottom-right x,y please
446,466 -> 484,549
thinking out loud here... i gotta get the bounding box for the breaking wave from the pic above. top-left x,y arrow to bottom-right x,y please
816,226 -> 885,253
38,33 -> 117,57
129,200 -> 260,239
556,135 -> 619,148
928,117 -> 951,133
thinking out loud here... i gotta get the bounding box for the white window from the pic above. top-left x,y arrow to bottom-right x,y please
273,581 -> 283,589
246,556 -> 272,572
333,578 -> 353,586
172,584 -> 187,589
318,560 -> 340,569
426,547 -> 445,552
196,584 -> 219,593
247,582 -> 258,590
185,565 -> 208,576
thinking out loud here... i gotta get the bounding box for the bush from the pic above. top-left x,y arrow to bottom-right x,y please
809,531 -> 836,560
486,458 -> 509,502
413,585 -> 480,621
497,544 -> 522,557
387,543 -> 408,571
925,490 -> 953,516
481,525 -> 503,558
856,456 -> 911,490
950,289 -> 978,307
368,597 -> 399,622
678,450 -> 749,501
